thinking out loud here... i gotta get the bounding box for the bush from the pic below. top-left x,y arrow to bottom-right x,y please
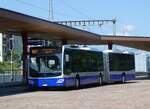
0,62 -> 21,74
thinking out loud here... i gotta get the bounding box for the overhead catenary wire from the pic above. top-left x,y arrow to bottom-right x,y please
13,0 -> 83,20
15,0 -> 49,12
60,0 -> 91,19
9,0 -> 116,35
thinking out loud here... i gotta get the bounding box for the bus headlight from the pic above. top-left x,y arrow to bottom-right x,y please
56,79 -> 64,84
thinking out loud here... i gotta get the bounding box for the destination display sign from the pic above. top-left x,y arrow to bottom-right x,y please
30,47 -> 56,55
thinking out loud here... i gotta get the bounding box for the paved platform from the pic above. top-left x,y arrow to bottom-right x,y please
0,79 -> 150,109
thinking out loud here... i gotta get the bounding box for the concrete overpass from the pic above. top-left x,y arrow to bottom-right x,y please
0,8 -> 150,51
0,8 -> 150,82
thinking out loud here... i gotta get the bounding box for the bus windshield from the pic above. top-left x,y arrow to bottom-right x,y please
29,49 -> 62,77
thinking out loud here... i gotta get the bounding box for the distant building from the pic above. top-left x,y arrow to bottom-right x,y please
0,33 -> 52,62
0,33 -> 11,62
0,33 -> 3,62
12,35 -> 23,53
0,33 -> 23,62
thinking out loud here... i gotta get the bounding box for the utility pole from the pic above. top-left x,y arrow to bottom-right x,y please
112,18 -> 117,50
112,18 -> 116,36
48,0 -> 54,21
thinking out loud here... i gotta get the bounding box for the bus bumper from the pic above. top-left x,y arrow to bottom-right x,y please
28,78 -> 65,87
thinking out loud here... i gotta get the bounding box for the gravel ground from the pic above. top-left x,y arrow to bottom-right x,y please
0,79 -> 150,109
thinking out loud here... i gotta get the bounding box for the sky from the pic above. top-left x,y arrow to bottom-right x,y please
0,0 -> 150,36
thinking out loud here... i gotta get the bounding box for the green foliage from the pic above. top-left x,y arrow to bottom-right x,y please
5,50 -> 21,62
0,62 -> 21,74
12,50 -> 21,62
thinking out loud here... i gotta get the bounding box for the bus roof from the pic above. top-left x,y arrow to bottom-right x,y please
64,45 -> 134,54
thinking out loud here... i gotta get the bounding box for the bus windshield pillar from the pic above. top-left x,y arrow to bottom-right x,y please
22,32 -> 28,84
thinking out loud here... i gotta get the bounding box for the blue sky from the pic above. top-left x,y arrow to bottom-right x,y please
0,0 -> 150,36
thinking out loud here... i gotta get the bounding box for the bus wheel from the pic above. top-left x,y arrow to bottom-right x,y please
75,77 -> 80,89
98,74 -> 103,86
122,74 -> 126,83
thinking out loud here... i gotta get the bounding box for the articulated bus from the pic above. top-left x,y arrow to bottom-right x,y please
28,45 -> 135,88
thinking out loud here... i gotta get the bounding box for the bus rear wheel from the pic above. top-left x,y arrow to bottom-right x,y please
75,77 -> 80,89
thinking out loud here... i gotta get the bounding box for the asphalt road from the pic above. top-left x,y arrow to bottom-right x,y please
0,79 -> 150,109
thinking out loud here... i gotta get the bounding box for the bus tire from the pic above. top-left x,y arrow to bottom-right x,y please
75,77 -> 80,89
98,74 -> 103,86
122,74 -> 126,83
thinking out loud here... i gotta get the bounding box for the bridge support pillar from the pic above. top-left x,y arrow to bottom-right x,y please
62,39 -> 67,45
22,32 -> 28,84
108,42 -> 113,50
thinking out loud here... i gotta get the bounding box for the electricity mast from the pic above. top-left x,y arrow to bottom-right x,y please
48,0 -> 54,21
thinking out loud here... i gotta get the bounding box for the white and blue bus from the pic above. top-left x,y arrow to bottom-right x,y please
28,45 -> 135,88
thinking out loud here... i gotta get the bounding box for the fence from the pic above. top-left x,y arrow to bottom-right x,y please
0,70 -> 23,84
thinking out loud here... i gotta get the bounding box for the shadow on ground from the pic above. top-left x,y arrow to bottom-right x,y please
0,85 -> 37,97
37,81 -> 138,92
0,78 -> 147,97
